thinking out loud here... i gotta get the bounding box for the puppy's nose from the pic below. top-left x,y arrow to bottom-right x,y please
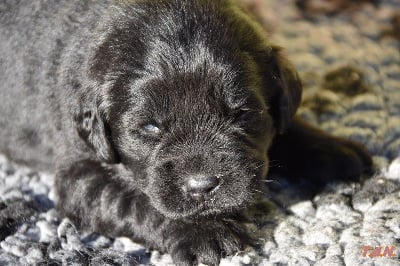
185,175 -> 219,197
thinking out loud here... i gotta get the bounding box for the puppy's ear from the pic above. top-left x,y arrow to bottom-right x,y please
75,103 -> 119,164
265,47 -> 302,134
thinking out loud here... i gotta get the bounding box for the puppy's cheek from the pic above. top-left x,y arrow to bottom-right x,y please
147,185 -> 207,218
144,175 -> 194,218
219,175 -> 257,205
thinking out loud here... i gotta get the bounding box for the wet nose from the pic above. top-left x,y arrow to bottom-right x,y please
185,175 -> 219,197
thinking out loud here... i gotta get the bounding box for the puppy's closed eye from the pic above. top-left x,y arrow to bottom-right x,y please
237,109 -> 261,124
137,122 -> 163,140
143,124 -> 161,135
235,110 -> 269,136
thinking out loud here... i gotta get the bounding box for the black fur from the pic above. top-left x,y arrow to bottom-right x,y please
0,0 -> 371,265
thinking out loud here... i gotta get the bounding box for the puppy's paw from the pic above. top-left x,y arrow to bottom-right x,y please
328,137 -> 373,181
270,118 -> 373,184
299,136 -> 373,183
167,220 -> 249,266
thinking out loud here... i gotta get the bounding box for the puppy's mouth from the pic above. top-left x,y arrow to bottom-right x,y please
177,187 -> 262,219
143,153 -> 269,219
147,172 -> 265,219
167,197 -> 241,219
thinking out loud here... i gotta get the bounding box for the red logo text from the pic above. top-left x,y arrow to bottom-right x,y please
361,246 -> 397,258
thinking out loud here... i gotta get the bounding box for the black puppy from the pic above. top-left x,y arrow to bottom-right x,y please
0,0 -> 371,265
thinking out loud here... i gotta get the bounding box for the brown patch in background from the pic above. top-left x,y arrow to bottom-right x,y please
295,0 -> 380,19
237,0 -> 278,32
381,12 -> 400,41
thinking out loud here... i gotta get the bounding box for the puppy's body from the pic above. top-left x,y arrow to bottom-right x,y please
0,0 -> 104,168
0,1 -> 371,265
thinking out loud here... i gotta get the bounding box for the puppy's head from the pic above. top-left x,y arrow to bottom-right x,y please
77,0 -> 301,219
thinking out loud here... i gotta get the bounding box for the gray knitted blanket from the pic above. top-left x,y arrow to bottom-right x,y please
1,0 -> 400,265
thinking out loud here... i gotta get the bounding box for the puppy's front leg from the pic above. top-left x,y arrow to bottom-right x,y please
55,160 -> 165,248
268,117 -> 372,183
55,160 -> 249,266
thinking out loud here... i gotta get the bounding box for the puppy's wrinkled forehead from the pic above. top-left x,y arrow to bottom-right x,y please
127,44 -> 264,122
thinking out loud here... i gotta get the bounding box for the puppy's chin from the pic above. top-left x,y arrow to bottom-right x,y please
144,175 -> 265,219
148,194 -> 255,220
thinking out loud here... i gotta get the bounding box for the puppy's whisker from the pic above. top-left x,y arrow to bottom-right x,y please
268,160 -> 282,168
251,163 -> 264,170
260,179 -> 274,183
224,190 -> 242,207
265,179 -> 281,186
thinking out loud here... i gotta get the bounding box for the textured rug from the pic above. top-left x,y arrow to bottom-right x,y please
1,0 -> 400,265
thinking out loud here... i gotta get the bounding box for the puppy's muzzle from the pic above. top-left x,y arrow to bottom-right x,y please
184,174 -> 220,199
